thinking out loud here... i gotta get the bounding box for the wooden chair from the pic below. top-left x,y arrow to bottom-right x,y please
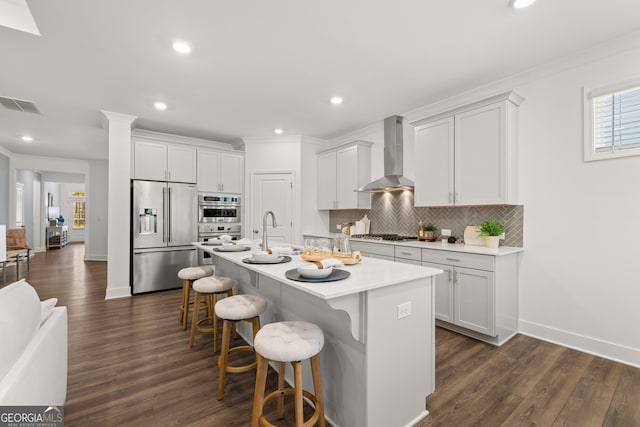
5,228 -> 31,282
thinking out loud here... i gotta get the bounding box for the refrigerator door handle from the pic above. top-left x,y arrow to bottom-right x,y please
168,186 -> 172,243
162,187 -> 167,243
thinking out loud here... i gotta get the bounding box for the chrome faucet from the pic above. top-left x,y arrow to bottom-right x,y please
262,211 -> 277,250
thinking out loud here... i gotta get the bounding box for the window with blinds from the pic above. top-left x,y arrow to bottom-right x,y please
585,80 -> 640,161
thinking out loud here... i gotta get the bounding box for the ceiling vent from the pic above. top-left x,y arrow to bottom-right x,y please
0,96 -> 41,114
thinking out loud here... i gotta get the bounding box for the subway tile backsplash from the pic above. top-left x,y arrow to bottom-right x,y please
329,191 -> 523,247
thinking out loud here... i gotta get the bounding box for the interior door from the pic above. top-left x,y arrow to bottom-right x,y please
251,173 -> 293,245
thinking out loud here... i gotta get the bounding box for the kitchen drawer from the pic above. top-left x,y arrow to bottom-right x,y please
394,246 -> 422,262
350,241 -> 395,258
421,249 -> 494,271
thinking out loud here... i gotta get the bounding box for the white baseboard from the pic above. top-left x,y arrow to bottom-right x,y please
84,254 -> 107,261
105,286 -> 131,299
519,319 -> 640,368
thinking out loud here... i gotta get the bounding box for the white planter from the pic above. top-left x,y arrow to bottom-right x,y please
485,236 -> 500,248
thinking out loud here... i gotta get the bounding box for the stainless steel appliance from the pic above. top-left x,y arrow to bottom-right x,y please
356,115 -> 414,192
197,194 -> 242,265
131,180 -> 197,294
198,194 -> 241,223
197,223 -> 242,265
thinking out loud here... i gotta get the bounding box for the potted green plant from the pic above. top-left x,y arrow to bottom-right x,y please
477,220 -> 505,248
424,224 -> 436,241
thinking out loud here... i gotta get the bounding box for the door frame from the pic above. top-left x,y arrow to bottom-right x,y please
249,170 -> 297,244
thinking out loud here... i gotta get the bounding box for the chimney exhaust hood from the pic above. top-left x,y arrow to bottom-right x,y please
356,115 -> 414,192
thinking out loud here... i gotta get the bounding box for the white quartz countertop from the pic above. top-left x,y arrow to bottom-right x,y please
350,238 -> 524,256
193,242 -> 443,300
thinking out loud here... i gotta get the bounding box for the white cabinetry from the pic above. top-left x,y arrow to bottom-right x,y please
422,249 -> 518,345
413,91 -> 523,206
133,138 -> 196,183
197,149 -> 244,193
317,141 -> 372,210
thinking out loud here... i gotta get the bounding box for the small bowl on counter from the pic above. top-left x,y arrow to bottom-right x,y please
252,251 -> 281,262
297,264 -> 333,279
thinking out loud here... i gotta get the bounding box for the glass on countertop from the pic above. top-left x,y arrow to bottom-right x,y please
303,238 -> 333,256
332,234 -> 352,257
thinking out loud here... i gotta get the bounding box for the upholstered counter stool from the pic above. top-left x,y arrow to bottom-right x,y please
215,294 -> 267,400
251,321 -> 325,427
178,266 -> 214,330
189,275 -> 235,353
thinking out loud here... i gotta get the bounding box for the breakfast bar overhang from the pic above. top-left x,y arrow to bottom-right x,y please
195,242 -> 443,427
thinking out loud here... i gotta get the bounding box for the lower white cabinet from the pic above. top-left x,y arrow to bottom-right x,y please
423,261 -> 495,336
422,249 -> 518,346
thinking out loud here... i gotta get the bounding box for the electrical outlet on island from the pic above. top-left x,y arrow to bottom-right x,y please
441,229 -> 451,237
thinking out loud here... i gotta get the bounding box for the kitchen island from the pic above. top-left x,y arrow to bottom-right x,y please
194,242 -> 443,427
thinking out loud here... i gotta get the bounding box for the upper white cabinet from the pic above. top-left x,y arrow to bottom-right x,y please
133,138 -> 196,183
413,91 -> 523,206
317,141 -> 372,210
197,149 -> 244,194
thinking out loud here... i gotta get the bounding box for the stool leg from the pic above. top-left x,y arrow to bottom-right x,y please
212,293 -> 219,353
251,353 -> 269,427
217,319 -> 232,400
181,279 -> 190,329
311,354 -> 326,427
277,361 -> 285,420
189,292 -> 201,347
293,361 -> 304,427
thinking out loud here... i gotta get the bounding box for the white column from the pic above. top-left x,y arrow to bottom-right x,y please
101,111 -> 137,299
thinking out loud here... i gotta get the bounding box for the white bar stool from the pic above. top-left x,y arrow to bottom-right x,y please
215,294 -> 267,400
189,276 -> 234,353
177,266 -> 214,330
251,321 -> 326,427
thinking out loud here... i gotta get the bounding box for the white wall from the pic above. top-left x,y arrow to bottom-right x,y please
301,136 -> 331,236
243,136 -> 329,244
85,160 -> 108,261
514,48 -> 640,366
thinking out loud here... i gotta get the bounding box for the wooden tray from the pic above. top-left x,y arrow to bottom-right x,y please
300,249 -> 362,265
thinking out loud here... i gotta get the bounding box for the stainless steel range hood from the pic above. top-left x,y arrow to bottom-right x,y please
356,115 -> 414,192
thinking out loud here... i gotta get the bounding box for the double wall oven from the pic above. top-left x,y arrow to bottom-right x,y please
198,194 -> 241,265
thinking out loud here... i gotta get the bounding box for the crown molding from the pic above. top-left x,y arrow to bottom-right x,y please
131,128 -> 237,151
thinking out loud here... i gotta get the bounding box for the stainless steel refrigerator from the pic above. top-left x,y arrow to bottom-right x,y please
131,180 -> 197,294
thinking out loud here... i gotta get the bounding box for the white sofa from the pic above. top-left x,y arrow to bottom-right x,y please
0,279 -> 68,405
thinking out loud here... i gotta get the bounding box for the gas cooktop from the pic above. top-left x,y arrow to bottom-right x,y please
351,234 -> 418,242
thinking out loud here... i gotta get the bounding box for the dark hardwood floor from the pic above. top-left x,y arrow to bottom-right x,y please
5,243 -> 640,426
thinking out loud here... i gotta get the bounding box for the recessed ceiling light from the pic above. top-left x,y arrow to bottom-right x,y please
21,135 -> 33,142
172,41 -> 191,54
330,96 -> 343,105
511,0 -> 537,8
274,128 -> 283,134
154,102 -> 167,110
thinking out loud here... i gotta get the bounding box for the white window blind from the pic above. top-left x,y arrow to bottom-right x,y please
592,85 -> 640,153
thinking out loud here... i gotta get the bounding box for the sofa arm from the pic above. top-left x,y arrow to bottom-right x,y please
0,306 -> 68,405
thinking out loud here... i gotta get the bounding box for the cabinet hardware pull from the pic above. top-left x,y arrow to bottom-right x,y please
446,257 -> 460,262
447,269 -> 452,283
400,252 -> 412,256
